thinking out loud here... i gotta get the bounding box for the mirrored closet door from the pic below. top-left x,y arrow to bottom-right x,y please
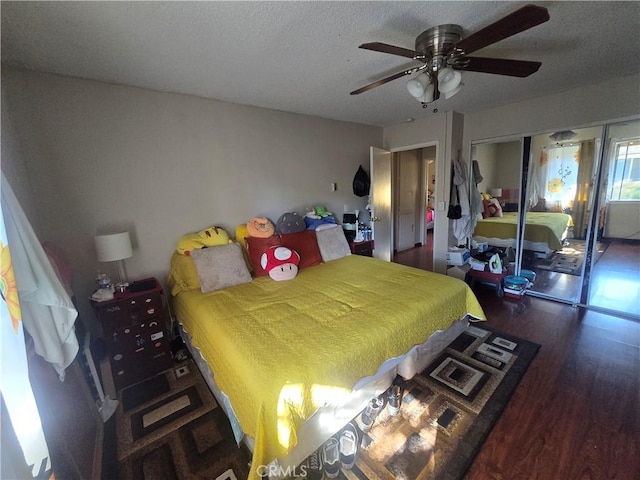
583,119 -> 640,318
471,137 -> 523,261
470,120 -> 639,319
520,126 -> 604,304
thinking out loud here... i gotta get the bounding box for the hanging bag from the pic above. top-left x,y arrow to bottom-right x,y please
352,165 -> 370,197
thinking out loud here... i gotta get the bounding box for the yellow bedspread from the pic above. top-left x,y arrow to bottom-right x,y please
474,211 -> 573,251
172,255 -> 485,478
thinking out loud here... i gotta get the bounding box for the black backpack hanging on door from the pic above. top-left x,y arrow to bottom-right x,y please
353,165 -> 370,197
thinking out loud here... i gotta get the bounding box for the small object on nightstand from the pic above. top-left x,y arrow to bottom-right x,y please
129,278 -> 157,292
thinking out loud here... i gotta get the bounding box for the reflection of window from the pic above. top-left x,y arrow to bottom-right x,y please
608,140 -> 640,201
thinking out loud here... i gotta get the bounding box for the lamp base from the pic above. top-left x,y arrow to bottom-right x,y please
114,282 -> 129,293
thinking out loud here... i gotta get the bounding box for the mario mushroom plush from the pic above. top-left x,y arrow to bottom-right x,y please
260,246 -> 300,281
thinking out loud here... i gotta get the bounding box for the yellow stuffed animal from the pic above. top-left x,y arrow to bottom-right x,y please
176,225 -> 232,256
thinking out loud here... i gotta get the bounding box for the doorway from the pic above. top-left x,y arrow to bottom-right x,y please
392,146 -> 436,270
370,143 -> 438,269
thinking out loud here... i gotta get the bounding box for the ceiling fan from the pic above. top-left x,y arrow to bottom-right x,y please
350,4 -> 550,106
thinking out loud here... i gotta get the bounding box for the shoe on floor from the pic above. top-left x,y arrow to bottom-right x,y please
305,447 -> 323,480
323,436 -> 340,479
339,422 -> 359,469
355,395 -> 384,432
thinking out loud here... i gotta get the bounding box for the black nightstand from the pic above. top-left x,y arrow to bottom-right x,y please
91,277 -> 172,391
349,239 -> 374,257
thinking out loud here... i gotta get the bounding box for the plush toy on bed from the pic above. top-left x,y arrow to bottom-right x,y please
176,226 -> 232,255
276,212 -> 306,234
247,217 -> 276,238
261,246 -> 300,281
304,206 -> 337,230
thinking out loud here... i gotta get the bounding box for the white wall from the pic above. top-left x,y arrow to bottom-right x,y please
495,142 -> 522,195
605,202 -> 640,239
472,143 -> 498,194
1,68 -> 382,334
463,74 -> 640,145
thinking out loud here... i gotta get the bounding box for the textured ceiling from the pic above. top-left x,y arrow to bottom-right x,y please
2,1 -> 639,127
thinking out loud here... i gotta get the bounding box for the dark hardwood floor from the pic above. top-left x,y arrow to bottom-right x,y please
392,246 -> 640,479
394,229 -> 434,271
465,290 -> 639,480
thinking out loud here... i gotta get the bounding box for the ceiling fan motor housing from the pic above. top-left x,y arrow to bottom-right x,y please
415,24 -> 463,58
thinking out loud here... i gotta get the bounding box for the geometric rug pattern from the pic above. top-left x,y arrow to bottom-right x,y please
115,327 -> 538,480
525,240 -> 605,276
307,326 -> 540,480
116,360 -> 250,480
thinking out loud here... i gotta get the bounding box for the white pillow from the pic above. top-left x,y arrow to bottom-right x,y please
316,227 -> 351,262
191,243 -> 252,293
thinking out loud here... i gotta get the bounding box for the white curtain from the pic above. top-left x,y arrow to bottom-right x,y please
0,177 -> 51,478
1,174 -> 79,379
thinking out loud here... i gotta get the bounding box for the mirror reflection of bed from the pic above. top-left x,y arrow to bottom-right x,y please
470,122 -> 639,316
471,133 -> 594,301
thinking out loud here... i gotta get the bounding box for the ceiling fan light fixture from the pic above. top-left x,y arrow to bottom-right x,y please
407,73 -> 429,98
549,130 -> 577,141
437,68 -> 462,93
443,82 -> 463,99
416,83 -> 436,104
418,82 -> 435,103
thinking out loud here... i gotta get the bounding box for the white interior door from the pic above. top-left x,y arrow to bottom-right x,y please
370,147 -> 392,261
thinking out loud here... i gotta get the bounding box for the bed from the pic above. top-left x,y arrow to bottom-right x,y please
169,242 -> 485,479
473,211 -> 573,256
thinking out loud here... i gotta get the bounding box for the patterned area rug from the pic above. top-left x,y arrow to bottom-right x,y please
525,240 -> 606,275
117,360 -> 250,480
299,326 -> 540,480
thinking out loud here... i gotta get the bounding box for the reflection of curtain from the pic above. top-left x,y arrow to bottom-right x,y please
528,154 -> 541,209
541,144 -> 581,211
0,179 -> 52,478
572,140 -> 596,239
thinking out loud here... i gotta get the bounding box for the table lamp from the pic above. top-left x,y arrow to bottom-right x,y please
94,232 -> 133,291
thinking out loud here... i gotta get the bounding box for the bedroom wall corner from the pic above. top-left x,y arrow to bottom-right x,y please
1,67 -> 383,336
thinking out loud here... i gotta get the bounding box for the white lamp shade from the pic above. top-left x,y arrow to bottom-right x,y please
407,73 -> 429,98
437,68 -> 462,94
490,188 -> 503,198
444,82 -> 463,99
419,83 -> 435,103
95,232 -> 133,262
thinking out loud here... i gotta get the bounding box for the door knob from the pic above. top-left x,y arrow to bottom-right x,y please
371,216 -> 381,222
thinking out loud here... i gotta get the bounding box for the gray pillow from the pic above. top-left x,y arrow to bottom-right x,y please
191,243 -> 252,293
316,226 -> 351,262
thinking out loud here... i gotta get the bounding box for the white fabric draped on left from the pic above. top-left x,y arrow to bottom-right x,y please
1,174 -> 78,380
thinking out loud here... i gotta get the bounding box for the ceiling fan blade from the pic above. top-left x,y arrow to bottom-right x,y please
359,42 -> 421,59
350,67 -> 420,95
455,57 -> 542,77
454,4 -> 550,55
